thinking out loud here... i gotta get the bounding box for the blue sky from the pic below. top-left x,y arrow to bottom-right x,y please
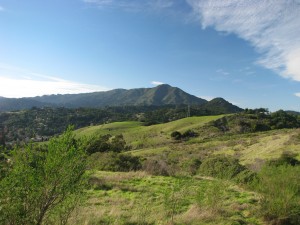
0,0 -> 300,111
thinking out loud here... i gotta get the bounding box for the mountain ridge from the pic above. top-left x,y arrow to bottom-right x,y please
0,84 -> 241,112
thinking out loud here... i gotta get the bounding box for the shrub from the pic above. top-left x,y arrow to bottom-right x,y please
85,134 -> 130,155
88,152 -> 142,172
171,131 -> 182,140
267,151 -> 300,167
182,129 -> 198,139
198,155 -> 246,180
254,165 -> 300,225
142,159 -> 170,176
188,158 -> 202,175
234,169 -> 257,184
171,130 -> 198,141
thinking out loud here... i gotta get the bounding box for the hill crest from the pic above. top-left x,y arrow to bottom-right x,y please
0,84 -> 240,112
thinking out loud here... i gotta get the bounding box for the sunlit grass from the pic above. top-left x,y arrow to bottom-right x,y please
70,171 -> 262,225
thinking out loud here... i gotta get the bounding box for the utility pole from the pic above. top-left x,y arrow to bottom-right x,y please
0,123 -> 5,148
187,105 -> 191,117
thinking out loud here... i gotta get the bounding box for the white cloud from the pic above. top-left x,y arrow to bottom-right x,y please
186,0 -> 300,81
0,76 -> 109,98
294,93 -> 300,98
0,64 -> 109,98
151,81 -> 164,86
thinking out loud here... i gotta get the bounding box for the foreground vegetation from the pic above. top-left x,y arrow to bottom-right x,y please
1,110 -> 300,224
74,171 -> 261,225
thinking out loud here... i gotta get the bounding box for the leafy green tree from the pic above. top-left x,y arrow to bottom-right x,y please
0,127 -> 87,225
110,134 -> 128,152
85,134 -> 112,155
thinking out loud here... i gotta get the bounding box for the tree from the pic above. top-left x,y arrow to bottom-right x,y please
0,127 -> 87,225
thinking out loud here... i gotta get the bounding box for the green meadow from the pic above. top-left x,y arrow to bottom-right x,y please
71,171 -> 262,225
69,114 -> 300,224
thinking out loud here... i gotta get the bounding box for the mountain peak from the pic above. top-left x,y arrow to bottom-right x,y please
156,84 -> 171,87
0,85 -> 240,112
204,97 -> 242,113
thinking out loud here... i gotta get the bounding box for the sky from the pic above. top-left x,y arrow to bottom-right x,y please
0,0 -> 300,111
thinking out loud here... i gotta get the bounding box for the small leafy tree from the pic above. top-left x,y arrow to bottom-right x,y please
0,127 -> 87,225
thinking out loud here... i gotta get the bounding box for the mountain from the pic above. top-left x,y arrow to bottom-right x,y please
0,84 -> 209,111
0,97 -> 55,112
0,85 -> 242,112
285,110 -> 300,116
201,97 -> 242,114
33,84 -> 207,107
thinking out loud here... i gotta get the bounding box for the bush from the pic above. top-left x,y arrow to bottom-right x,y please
198,155 -> 246,180
171,131 -> 182,140
170,130 -> 198,141
234,169 -> 257,184
85,134 -> 130,155
254,165 -> 300,224
267,151 -> 300,167
88,152 -> 142,172
142,159 -> 170,176
182,129 -> 198,139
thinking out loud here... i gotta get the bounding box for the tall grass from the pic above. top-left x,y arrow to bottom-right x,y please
254,165 -> 300,225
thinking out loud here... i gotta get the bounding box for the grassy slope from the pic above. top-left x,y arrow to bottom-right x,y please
75,115 -> 224,149
72,115 -> 300,224
75,115 -> 300,166
71,171 -> 262,225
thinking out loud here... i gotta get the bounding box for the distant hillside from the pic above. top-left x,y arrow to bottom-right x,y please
286,110 -> 300,116
201,97 -> 241,114
0,84 -> 208,111
0,98 -> 54,112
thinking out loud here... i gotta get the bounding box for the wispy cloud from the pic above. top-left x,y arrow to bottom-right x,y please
0,64 -> 109,98
151,81 -> 164,85
216,69 -> 230,76
294,93 -> 300,98
187,0 -> 300,81
83,0 -> 175,11
0,5 -> 4,11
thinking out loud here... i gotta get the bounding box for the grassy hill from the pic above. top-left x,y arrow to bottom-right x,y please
75,114 -> 300,167
70,114 -> 300,224
75,115 -> 225,149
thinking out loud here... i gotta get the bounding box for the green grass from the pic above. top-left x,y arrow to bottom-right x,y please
75,115 -> 225,149
75,116 -> 300,171
69,116 -> 300,224
70,171 -> 262,225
